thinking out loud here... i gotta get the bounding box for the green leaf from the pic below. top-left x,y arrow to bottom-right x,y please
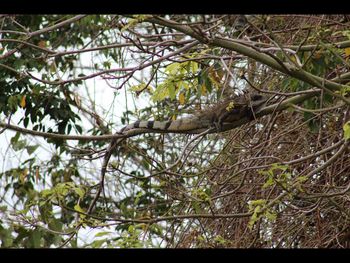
343,121 -> 350,141
0,227 -> 14,247
121,18 -> 138,32
70,237 -> 78,248
166,62 -> 181,75
12,139 -> 27,151
248,199 -> 266,210
168,83 -> 176,100
39,202 -> 52,224
91,239 -> 106,248
7,95 -> 19,111
128,225 -> 135,233
41,189 -> 52,198
95,231 -> 112,238
74,203 -> 84,213
297,176 -> 308,183
26,145 -> 39,155
151,83 -> 169,102
28,229 -> 42,248
23,117 -> 29,128
262,176 -> 274,189
265,210 -> 277,222
190,61 -> 199,73
74,203 -> 86,219
48,218 -> 63,232
73,186 -> 85,198
130,82 -> 147,92
75,125 -> 83,134
248,206 -> 261,230
192,201 -> 202,214
248,199 -> 267,229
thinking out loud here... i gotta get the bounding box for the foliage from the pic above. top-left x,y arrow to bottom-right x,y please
1,15 -> 350,248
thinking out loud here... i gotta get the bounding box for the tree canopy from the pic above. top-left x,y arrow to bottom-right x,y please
0,14 -> 350,248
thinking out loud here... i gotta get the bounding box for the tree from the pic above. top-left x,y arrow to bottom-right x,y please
0,14 -> 350,248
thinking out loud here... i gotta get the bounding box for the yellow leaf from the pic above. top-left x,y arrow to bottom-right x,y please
290,55 -> 296,63
226,101 -> 235,111
345,47 -> 350,60
179,92 -> 185,105
201,84 -> 207,95
172,115 -> 177,121
20,95 -> 26,108
20,168 -> 29,184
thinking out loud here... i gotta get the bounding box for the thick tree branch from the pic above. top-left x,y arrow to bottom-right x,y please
144,16 -> 350,94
